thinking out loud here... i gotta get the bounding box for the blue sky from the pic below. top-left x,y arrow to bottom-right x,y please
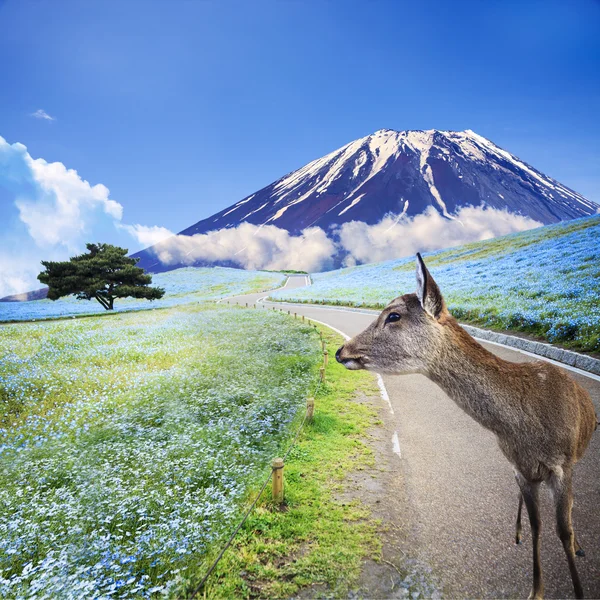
1,0 -> 599,228
0,0 -> 598,295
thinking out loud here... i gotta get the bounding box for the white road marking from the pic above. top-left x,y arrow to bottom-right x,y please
263,300 -> 375,316
302,316 -> 350,341
216,276 -> 290,304
377,374 -> 395,415
392,431 -> 402,458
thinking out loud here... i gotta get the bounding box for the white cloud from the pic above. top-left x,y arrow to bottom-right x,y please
135,206 -> 543,277
0,136 -> 124,250
0,135 -> 127,296
0,249 -> 44,299
30,109 -> 55,121
151,222 -> 336,272
337,206 -> 542,266
120,224 -> 174,247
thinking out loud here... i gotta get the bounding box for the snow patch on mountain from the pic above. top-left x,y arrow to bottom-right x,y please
339,194 -> 365,216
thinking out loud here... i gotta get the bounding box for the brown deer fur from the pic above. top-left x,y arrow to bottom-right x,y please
336,254 -> 597,599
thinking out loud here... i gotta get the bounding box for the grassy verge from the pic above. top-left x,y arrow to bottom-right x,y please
186,328 -> 382,599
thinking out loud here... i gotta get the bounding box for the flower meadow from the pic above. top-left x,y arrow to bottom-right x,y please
0,267 -> 284,322
272,215 -> 600,352
0,304 -> 321,597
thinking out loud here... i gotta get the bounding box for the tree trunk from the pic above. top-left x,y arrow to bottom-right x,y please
94,294 -> 110,310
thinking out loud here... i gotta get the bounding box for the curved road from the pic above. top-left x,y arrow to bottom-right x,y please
226,276 -> 600,599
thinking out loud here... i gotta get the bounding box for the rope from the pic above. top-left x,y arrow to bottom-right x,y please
188,336 -> 326,598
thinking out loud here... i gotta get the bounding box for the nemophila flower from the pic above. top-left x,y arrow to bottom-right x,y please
0,305 -> 320,597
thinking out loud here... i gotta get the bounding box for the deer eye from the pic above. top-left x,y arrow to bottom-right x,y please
385,312 -> 401,324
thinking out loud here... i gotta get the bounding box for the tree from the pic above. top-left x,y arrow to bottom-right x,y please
38,243 -> 165,310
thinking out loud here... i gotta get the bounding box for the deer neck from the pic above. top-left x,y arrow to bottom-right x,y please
426,319 -> 514,434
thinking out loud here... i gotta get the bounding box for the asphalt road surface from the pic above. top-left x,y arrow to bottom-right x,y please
225,276 -> 600,599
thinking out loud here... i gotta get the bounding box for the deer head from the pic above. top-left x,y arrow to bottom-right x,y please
336,253 -> 449,375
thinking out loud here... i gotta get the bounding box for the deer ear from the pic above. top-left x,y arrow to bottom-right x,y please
415,253 -> 446,319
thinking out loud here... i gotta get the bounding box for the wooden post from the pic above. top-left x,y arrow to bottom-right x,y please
323,350 -> 328,366
302,315 -> 305,322
320,366 -> 325,383
322,340 -> 327,353
306,397 -> 315,421
288,310 -> 290,315
272,458 -> 284,503
294,312 -> 297,319
245,302 -> 248,308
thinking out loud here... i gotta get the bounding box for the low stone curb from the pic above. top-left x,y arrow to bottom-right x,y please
462,324 -> 600,376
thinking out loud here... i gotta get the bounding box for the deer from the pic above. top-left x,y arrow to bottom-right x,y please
336,253 -> 597,599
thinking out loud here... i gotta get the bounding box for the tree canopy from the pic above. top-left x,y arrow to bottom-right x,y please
38,243 -> 165,310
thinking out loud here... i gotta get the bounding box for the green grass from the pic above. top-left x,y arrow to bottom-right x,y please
185,329 -> 382,599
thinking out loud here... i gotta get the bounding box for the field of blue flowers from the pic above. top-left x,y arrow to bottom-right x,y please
272,215 -> 600,352
0,267 -> 283,322
0,304 -> 320,597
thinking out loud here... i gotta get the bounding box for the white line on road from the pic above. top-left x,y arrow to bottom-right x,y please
392,431 -> 402,458
303,317 -> 350,341
377,374 -> 395,415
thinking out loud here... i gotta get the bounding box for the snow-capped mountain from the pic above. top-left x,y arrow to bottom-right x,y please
133,128 -> 597,270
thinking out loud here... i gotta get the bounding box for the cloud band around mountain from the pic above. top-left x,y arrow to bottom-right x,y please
137,206 -> 542,273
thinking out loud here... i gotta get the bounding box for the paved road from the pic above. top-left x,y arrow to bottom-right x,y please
225,276 -> 600,599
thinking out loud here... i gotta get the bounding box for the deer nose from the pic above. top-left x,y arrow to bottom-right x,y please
336,346 -> 344,363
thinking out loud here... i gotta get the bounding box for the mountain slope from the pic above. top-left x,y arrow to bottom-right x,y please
135,128 -> 597,271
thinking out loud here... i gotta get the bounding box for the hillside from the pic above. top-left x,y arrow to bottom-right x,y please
271,215 -> 600,352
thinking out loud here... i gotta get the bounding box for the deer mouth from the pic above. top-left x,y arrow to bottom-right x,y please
335,346 -> 365,370
341,358 -> 364,370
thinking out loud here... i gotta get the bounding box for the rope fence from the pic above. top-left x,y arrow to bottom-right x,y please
189,301 -> 328,598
